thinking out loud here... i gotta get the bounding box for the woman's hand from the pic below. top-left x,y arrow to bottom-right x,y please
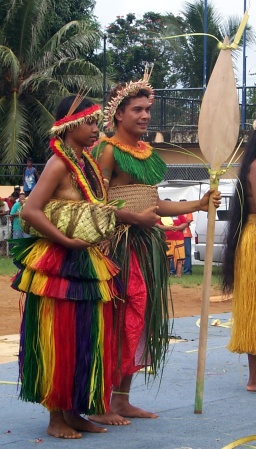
65,238 -> 91,250
98,239 -> 111,256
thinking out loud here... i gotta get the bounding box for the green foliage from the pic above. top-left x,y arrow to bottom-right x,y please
93,1 -> 255,90
46,0 -> 98,37
95,12 -> 180,88
170,0 -> 256,87
0,0 -> 103,165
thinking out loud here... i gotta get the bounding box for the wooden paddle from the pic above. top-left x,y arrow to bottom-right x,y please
194,36 -> 240,414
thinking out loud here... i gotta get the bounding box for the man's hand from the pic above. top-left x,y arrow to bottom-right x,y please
137,206 -> 160,228
199,189 -> 221,212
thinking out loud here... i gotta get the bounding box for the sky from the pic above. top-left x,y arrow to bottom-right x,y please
93,0 -> 256,86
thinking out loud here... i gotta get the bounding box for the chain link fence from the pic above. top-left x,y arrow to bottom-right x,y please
0,215 -> 12,256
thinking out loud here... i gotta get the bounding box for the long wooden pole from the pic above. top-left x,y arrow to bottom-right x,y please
194,175 -> 219,414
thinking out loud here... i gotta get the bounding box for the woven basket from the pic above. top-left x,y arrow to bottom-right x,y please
20,199 -> 117,244
108,184 -> 158,213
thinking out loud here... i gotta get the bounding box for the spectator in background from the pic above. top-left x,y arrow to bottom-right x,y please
180,199 -> 193,275
0,197 -> 9,225
0,197 -> 10,254
14,185 -> 21,194
157,200 -> 187,277
10,193 -> 29,238
5,191 -> 19,211
23,158 -> 40,196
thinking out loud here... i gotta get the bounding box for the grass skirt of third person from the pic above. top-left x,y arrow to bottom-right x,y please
11,237 -> 120,414
228,214 -> 256,355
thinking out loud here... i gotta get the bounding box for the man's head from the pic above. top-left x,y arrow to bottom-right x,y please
9,191 -> 19,203
19,192 -> 26,204
26,158 -> 33,168
14,185 -> 21,193
104,79 -> 154,131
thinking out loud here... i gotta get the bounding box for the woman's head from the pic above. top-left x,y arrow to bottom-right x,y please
55,96 -> 95,121
50,95 -> 102,138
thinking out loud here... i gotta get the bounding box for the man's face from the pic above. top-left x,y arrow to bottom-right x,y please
27,160 -> 32,168
116,96 -> 151,136
19,194 -> 25,204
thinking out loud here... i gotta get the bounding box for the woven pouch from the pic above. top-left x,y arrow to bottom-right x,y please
108,184 -> 158,213
20,199 -> 118,244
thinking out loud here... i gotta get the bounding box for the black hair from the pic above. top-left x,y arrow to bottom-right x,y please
222,130 -> 256,293
10,191 -> 19,198
56,96 -> 94,121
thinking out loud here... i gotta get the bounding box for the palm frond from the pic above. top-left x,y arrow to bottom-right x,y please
4,0 -> 53,65
0,95 -> 32,164
0,45 -> 20,86
28,97 -> 55,140
35,21 -> 101,70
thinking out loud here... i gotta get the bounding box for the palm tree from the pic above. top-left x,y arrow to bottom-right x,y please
0,0 -> 103,165
169,0 -> 256,88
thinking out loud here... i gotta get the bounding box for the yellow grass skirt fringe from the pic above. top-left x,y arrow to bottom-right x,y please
228,214 -> 256,354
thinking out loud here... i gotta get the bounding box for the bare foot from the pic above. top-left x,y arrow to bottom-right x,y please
88,411 -> 131,426
63,411 -> 107,433
47,411 -> 82,439
246,384 -> 256,392
110,392 -> 158,419
112,402 -> 158,419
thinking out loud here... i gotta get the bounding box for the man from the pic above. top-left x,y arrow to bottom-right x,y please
91,77 -> 221,425
10,192 -> 30,238
0,197 -> 10,254
5,191 -> 19,211
23,158 -> 40,196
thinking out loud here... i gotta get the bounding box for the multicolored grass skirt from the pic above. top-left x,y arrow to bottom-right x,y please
11,237 -> 120,414
228,215 -> 256,355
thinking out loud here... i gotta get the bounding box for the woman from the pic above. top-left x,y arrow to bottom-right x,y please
222,128 -> 256,392
11,96 -> 120,439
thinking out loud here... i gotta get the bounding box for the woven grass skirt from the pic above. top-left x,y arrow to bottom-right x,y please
228,214 -> 256,354
108,184 -> 158,213
20,199 -> 117,244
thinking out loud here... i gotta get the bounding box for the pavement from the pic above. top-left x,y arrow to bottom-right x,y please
1,312 -> 256,449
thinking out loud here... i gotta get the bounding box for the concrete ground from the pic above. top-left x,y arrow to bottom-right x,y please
1,312 -> 255,449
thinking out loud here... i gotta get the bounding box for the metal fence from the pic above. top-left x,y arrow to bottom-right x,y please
0,86 -> 255,184
149,86 -> 256,131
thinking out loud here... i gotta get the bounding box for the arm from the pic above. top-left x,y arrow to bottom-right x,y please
95,144 -> 115,188
10,203 -> 19,217
157,189 -> 221,217
35,168 -> 40,181
21,157 -> 88,250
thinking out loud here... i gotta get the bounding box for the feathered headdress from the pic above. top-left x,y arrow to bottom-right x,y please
104,63 -> 155,131
50,86 -> 103,136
